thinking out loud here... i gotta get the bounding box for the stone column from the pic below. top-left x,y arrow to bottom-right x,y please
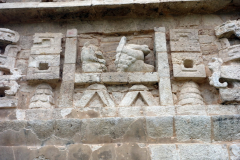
154,27 -> 173,105
59,29 -> 78,108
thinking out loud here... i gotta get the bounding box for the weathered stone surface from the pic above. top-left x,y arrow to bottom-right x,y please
116,143 -> 150,160
175,116 -> 211,142
176,105 -> 207,115
65,38 -> 77,64
27,120 -> 54,140
159,78 -> 173,105
59,81 -> 74,108
55,119 -> 81,139
75,73 -> 101,84
149,144 -> 178,160
0,146 -> 14,160
170,29 -> 201,52
229,144 -> 240,160
146,116 -> 173,141
145,106 -> 175,116
92,144 -> 116,160
101,72 -> 128,84
128,72 -> 159,84
0,28 -> 20,44
178,144 -> 228,160
212,115 -> 240,141
207,105 -> 239,115
118,107 -> 143,117
62,64 -> 75,81
68,144 -> 92,160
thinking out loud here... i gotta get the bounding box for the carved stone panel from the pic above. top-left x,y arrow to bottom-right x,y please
170,29 -> 201,52
172,53 -> 206,79
27,33 -> 63,81
0,28 -> 20,45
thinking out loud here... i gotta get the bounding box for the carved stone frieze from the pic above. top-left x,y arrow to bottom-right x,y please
0,28 -> 20,45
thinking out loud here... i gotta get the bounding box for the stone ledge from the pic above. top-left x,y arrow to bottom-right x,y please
0,0 -> 234,23
0,115 -> 240,145
0,143 -> 236,160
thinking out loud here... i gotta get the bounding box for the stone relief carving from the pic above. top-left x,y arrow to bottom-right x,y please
119,85 -> 157,107
74,84 -> 115,108
27,33 -> 63,81
170,29 -> 206,79
177,81 -> 205,105
209,20 -> 240,103
0,28 -> 20,45
0,28 -> 22,108
115,36 -> 154,72
81,42 -> 107,73
29,83 -> 54,109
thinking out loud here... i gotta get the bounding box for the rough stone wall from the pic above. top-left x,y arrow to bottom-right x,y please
0,1 -> 240,158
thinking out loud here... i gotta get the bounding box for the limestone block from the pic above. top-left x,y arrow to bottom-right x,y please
55,119 -> 81,139
101,107 -> 117,117
146,106 -> 175,116
18,50 -> 30,59
230,144 -> 240,160
212,115 -> 240,141
207,105 -> 239,115
31,33 -> 63,55
115,143 -> 150,160
81,42 -> 107,73
64,38 -> 77,64
28,55 -> 60,68
154,27 -> 167,52
176,105 -> 207,115
66,28 -> 77,38
62,64 -> 75,81
175,116 -> 211,142
118,107 -> 143,117
178,144 -> 228,160
59,81 -> 74,108
75,73 -> 101,84
25,109 -> 53,120
75,84 -> 115,108
115,36 -> 154,72
29,84 -> 54,109
219,85 -> 240,103
101,72 -> 128,84
146,116 -> 173,139
159,78 -> 173,106
128,72 -> 159,84
170,29 -> 201,52
68,144 -> 92,160
172,52 -> 206,79
156,52 -> 170,78
0,146 -> 15,160
149,144 -> 179,160
0,28 -> 20,45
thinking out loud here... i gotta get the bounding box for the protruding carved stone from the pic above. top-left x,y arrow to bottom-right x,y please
171,52 -> 206,79
81,42 -> 107,73
27,33 -> 63,81
115,36 -> 154,72
215,20 -> 240,38
119,85 -> 157,107
178,81 -> 205,106
75,84 -> 115,108
0,28 -> 20,45
29,83 -> 54,109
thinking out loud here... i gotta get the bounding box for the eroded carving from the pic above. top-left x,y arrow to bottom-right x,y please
178,81 -> 205,105
75,84 -> 115,108
27,33 -> 63,81
81,42 -> 107,73
0,28 -> 20,45
209,20 -> 240,103
115,36 -> 154,72
29,83 -> 54,109
119,85 -> 157,107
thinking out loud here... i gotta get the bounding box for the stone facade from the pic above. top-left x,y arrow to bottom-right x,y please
0,0 -> 240,159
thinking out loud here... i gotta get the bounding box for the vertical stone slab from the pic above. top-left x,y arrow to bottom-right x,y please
154,27 -> 173,105
59,29 -> 77,108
